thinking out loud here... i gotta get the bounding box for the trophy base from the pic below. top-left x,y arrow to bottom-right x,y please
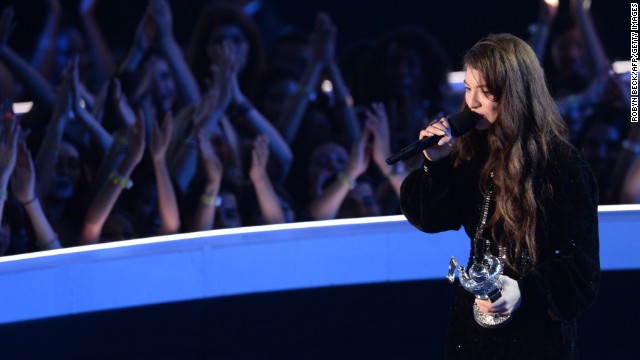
473,303 -> 511,328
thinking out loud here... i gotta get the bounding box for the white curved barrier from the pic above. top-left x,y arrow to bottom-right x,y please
0,205 -> 638,325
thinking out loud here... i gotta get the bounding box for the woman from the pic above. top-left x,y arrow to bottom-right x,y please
400,34 -> 599,358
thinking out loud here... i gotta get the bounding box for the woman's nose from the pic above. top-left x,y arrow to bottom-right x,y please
468,91 -> 481,109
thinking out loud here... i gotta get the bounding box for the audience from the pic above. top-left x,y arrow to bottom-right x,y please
0,0 -> 634,256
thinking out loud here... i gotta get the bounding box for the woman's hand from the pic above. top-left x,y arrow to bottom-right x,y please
11,141 -> 35,204
345,129 -> 371,181
249,134 -> 270,183
420,117 -> 456,162
149,112 -> 173,164
148,0 -> 173,40
475,275 -> 522,317
0,115 -> 19,183
197,128 -> 223,188
365,102 -> 392,170
125,110 -> 146,165
309,12 -> 337,65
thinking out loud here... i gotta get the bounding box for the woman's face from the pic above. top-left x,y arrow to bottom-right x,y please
263,78 -> 298,123
464,67 -> 500,131
551,28 -> 589,78
215,192 -> 242,229
50,142 -> 82,200
338,182 -> 381,219
145,55 -> 176,113
208,24 -> 249,71
383,44 -> 423,98
580,122 -> 621,184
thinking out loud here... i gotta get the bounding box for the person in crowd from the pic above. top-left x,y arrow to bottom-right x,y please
360,26 -> 452,168
188,4 -> 292,184
576,105 -> 628,204
0,99 -> 61,255
400,34 -> 599,357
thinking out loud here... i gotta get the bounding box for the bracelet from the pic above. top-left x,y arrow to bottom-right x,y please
21,197 -> 38,207
109,171 -> 134,190
114,134 -> 129,147
337,171 -> 356,190
622,140 -> 640,155
200,194 -> 217,206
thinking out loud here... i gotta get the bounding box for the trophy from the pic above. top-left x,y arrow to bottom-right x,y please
447,253 -> 510,328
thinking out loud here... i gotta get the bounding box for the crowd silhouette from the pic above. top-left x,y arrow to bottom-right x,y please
0,0 -> 634,256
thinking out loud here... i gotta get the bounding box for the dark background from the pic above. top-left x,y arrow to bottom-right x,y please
2,0 -> 630,70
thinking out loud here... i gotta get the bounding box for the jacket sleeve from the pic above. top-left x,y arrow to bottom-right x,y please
517,152 -> 600,321
399,157 -> 469,234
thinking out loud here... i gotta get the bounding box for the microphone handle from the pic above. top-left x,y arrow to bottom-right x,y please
385,135 -> 442,165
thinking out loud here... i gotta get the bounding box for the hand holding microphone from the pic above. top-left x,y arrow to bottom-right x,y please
385,110 -> 481,165
421,117 -> 456,162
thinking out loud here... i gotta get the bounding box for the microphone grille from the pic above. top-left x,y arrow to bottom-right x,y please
448,111 -> 482,137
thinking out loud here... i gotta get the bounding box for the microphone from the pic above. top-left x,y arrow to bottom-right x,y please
385,110 -> 481,165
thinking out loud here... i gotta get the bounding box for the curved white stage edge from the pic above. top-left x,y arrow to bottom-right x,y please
0,205 -> 638,325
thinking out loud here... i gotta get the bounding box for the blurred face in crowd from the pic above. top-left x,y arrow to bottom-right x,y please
263,78 -> 298,123
337,182 -> 381,219
307,142 -> 349,197
145,55 -> 176,113
383,44 -> 423,99
580,122 -> 621,187
215,192 -> 242,229
551,28 -> 590,79
464,67 -> 500,131
208,24 -> 250,71
50,141 -> 82,200
101,211 -> 137,242
54,28 -> 91,84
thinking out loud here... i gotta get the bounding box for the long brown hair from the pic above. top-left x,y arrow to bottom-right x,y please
453,34 -> 567,268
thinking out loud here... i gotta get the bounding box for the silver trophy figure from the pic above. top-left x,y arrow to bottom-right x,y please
447,254 -> 510,328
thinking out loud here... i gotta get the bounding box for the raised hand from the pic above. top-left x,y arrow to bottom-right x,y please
148,0 -> 173,39
539,0 -> 559,21
365,102 -> 392,169
126,110 -> 146,165
309,12 -> 337,65
0,115 -> 19,182
197,128 -> 223,187
133,11 -> 157,52
51,60 -> 75,123
10,141 -> 35,204
113,78 -> 136,128
149,112 -> 173,163
249,134 -> 270,182
194,43 -> 235,130
346,128 -> 371,180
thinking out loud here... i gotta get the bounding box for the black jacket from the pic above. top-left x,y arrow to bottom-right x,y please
400,137 -> 600,359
